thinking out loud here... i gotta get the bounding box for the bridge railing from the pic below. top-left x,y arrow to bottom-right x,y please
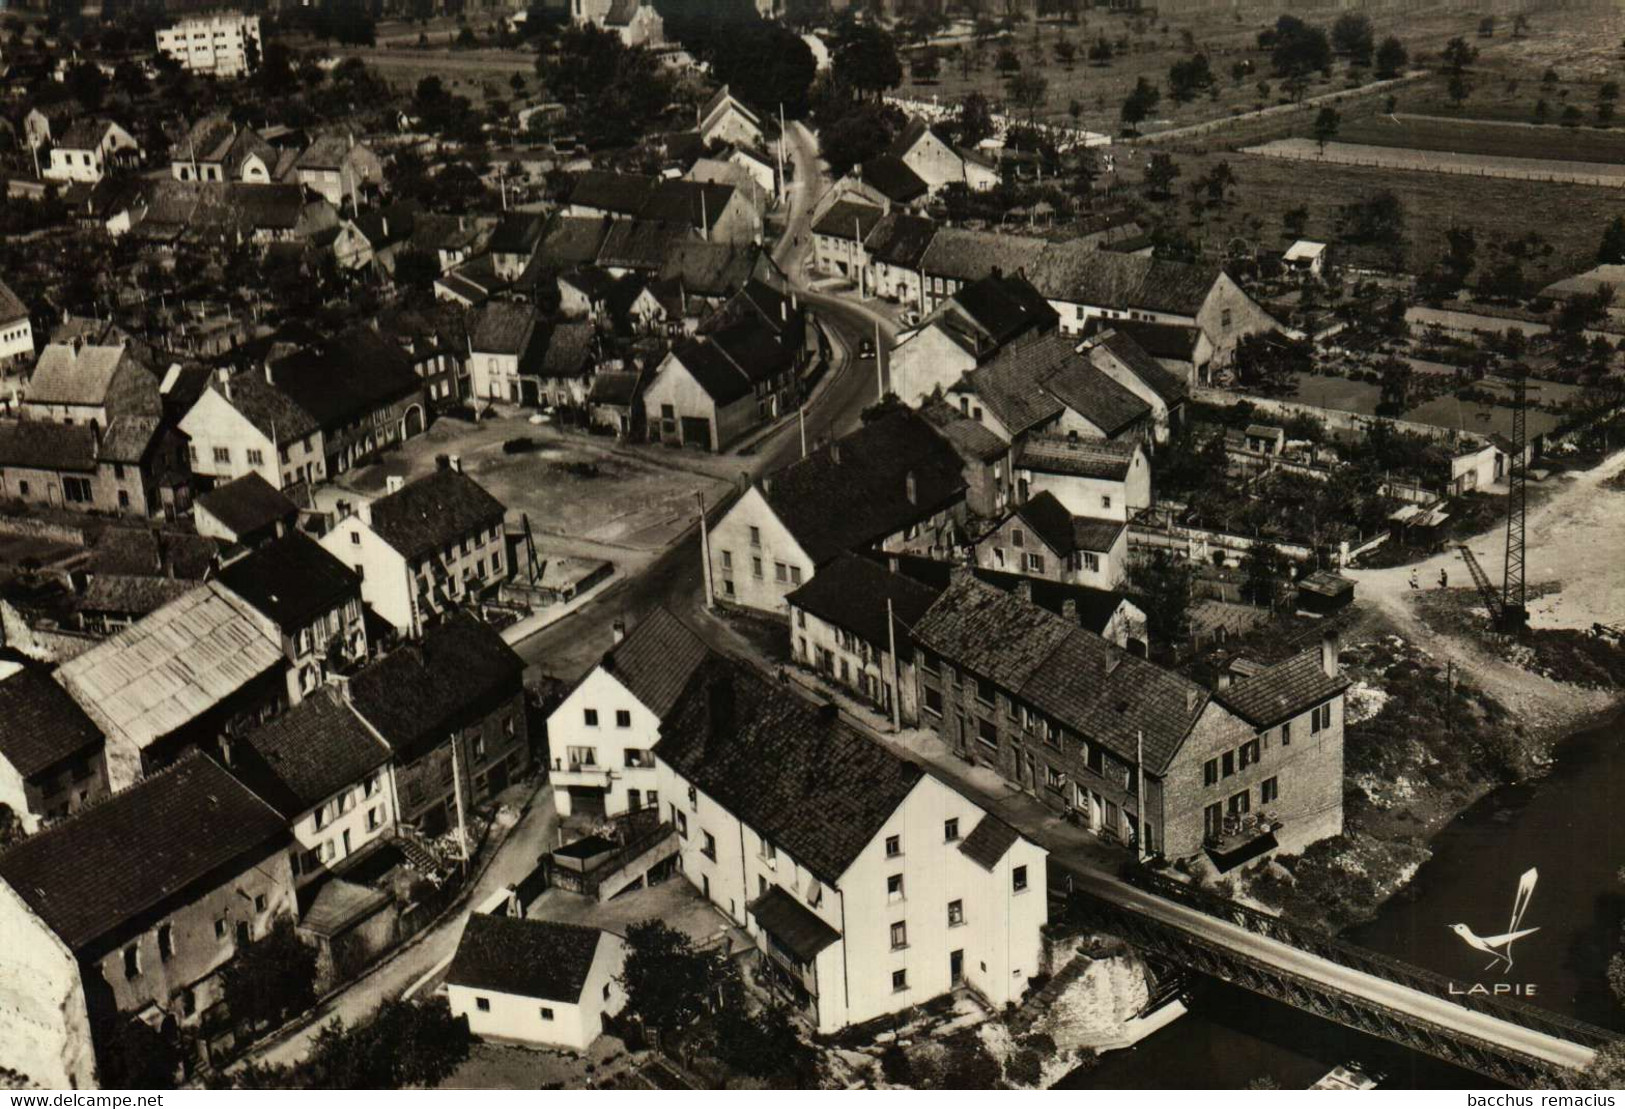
1110,863 -> 1621,1051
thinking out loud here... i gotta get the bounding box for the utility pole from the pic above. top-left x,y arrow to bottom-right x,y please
799,405 -> 807,459
854,216 -> 864,298
875,318 -> 885,400
450,734 -> 470,878
696,489 -> 715,608
886,597 -> 901,733
1136,729 -> 1149,863
777,103 -> 787,204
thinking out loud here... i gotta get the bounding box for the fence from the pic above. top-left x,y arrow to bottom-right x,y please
882,94 -> 1113,149
1243,140 -> 1625,189
1131,72 -> 1425,148
0,514 -> 87,546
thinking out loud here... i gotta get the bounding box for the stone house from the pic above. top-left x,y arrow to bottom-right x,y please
0,664 -> 109,833
974,490 -> 1129,591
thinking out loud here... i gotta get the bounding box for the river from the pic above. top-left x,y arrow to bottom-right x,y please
1064,710 -> 1625,1089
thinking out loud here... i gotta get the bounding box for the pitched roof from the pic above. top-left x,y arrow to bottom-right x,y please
0,278 -> 29,325
1079,316 -> 1202,361
588,369 -> 642,408
863,211 -> 937,270
664,316 -> 791,405
447,914 -> 609,1003
964,332 -> 1149,438
56,116 -> 118,150
472,301 -> 541,356
1089,329 -> 1190,407
367,468 -> 506,562
1071,516 -> 1126,553
911,575 -> 1209,774
920,227 -> 1047,283
759,410 -> 967,565
656,240 -> 760,298
0,420 -> 97,472
489,211 -> 546,256
195,472 -> 298,538
294,134 -> 361,171
639,179 -> 736,232
1216,645 -> 1350,728
534,215 -> 611,271
53,582 -> 285,758
877,551 -> 1133,637
0,753 -> 288,954
25,343 -> 134,407
266,328 -> 421,429
74,574 -> 196,619
231,687 -> 390,818
1027,248 -> 1221,318
658,655 -> 925,884
811,199 -> 885,242
0,666 -> 103,779
598,606 -> 710,719
568,169 -> 656,217
784,553 -> 940,653
917,398 -> 1009,462
700,84 -> 762,131
218,532 -> 360,630
958,813 -> 1020,871
97,416 -> 164,464
1016,435 -> 1138,481
539,320 -> 595,379
1009,491 -> 1077,557
859,155 -> 928,205
597,219 -> 689,272
211,373 -> 321,443
951,274 -> 1057,345
748,885 -> 841,962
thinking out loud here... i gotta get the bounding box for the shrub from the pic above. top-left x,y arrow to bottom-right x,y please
502,437 -> 539,453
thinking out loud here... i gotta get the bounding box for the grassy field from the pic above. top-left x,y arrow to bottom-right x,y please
1337,113 -> 1625,164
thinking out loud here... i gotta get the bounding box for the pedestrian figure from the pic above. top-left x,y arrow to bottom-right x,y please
1409,568 -> 1419,590
1439,568 -> 1449,589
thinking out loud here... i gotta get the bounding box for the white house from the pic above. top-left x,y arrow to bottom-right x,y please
178,374 -> 325,492
156,13 -> 262,77
1014,436 -> 1150,521
446,914 -> 626,1052
44,118 -> 141,184
547,607 -> 709,819
1284,240 -> 1328,279
0,279 -> 33,367
655,655 -> 1048,1034
889,118 -> 1000,194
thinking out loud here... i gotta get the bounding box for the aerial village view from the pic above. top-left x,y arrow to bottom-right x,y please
0,0 -> 1622,1094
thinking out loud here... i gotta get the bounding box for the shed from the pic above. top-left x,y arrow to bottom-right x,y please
1296,570 -> 1355,616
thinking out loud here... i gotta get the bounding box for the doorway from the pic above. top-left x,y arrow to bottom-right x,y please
950,949 -> 964,988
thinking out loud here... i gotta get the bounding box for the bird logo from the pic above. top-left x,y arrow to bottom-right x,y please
1448,868 -> 1539,974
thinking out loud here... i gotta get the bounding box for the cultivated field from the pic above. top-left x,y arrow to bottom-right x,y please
1244,136 -> 1625,187
1337,113 -> 1625,164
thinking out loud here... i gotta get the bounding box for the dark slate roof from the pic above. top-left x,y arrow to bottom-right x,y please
760,410 -> 967,565
1010,491 -> 1077,557
863,211 -> 937,270
74,574 -> 195,618
811,199 -> 884,242
785,553 -> 941,653
665,316 -> 791,405
599,606 -> 711,719
911,575 -> 1208,774
876,551 -> 1132,637
1080,316 -> 1201,362
656,240 -> 762,298
368,468 -> 506,562
668,336 -> 751,405
216,373 -> 321,442
1090,329 -> 1190,407
348,615 -> 524,763
196,472 -> 297,538
639,179 -> 736,233
57,117 -> 118,150
920,228 -> 1047,283
859,155 -> 928,205
1216,645 -> 1350,729
0,420 -> 97,472
1015,436 -> 1138,481
0,666 -> 103,778
568,170 -> 656,217
472,301 -> 540,356
540,320 -> 595,379
231,687 -> 390,818
0,277 -> 27,324
962,332 -> 1146,439
535,215 -> 611,270
1072,517 -> 1126,554
918,399 -> 1009,462
958,813 -> 1020,871
218,531 -> 360,630
597,219 -> 690,272
97,417 -> 162,464
0,753 -> 288,954
446,914 -> 608,1003
267,328 -> 422,430
952,274 -> 1057,345
588,370 -> 642,408
747,885 -> 841,962
1028,248 -> 1221,318
559,265 -> 618,303
489,211 -> 546,256
658,655 -> 924,885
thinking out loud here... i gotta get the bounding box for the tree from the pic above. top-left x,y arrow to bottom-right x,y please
1600,216 -> 1625,265
1599,100 -> 1616,126
219,916 -> 319,1034
1283,205 -> 1309,240
1120,76 -> 1160,133
1441,36 -> 1477,74
1270,15 -> 1332,77
1143,151 -> 1181,198
1230,59 -> 1250,87
1055,38 -> 1077,67
1233,331 -> 1312,394
1167,53 -> 1213,103
1447,71 -> 1472,107
955,92 -> 995,147
1282,73 -> 1310,104
0,803 -> 24,851
1440,225 -> 1477,288
1514,13 -> 1531,37
995,46 -> 1021,76
1534,98 -> 1549,124
95,1016 -> 182,1090
1338,190 -> 1405,245
910,47 -> 940,83
1562,104 -> 1584,128
1088,35 -> 1113,65
618,920 -> 728,1037
1374,35 -> 1407,79
832,20 -> 902,101
1312,106 -> 1340,152
707,22 -> 819,117
1331,12 -> 1373,66
708,1003 -> 820,1087
1478,15 -> 1496,37
214,1001 -> 472,1089
1126,550 -> 1195,646
1242,541 -> 1289,608
1008,71 -> 1049,124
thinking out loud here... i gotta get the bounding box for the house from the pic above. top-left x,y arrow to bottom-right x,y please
179,372 -> 324,492
0,753 -> 294,1090
862,211 -> 936,309
912,573 -> 1346,862
1079,316 -> 1210,390
436,257 -> 509,310
23,102 -> 77,151
917,228 -> 1048,313
557,267 -> 617,322
639,179 -> 759,246
52,581 -> 290,790
527,215 -> 613,280
811,199 -> 884,283
22,341 -> 159,429
170,118 -> 278,183
785,553 -> 940,726
218,532 -> 368,698
708,410 -> 967,615
226,687 -> 394,890
71,575 -> 198,637
640,316 -> 799,452
318,464 -> 507,640
892,271 -> 1058,408
656,239 -> 774,315
470,301 -> 544,404
1026,248 -> 1276,374
889,118 -> 1000,194
548,606 -> 709,819
856,154 -> 930,210
193,472 -> 298,549
656,654 -> 1048,1033
974,490 -> 1128,590
1244,423 -> 1286,456
586,367 -> 646,438
332,199 -> 423,272
156,13 -> 261,77
0,417 -> 190,520
1013,435 -> 1149,520
0,664 -> 109,833
571,0 -> 665,47
44,118 -> 141,184
917,398 -> 1012,518
565,170 -> 657,221
697,85 -> 764,150
0,278 -> 34,367
375,306 -> 470,412
446,915 -> 626,1052
1077,328 -> 1190,445
1296,570 -> 1355,616
1284,240 -> 1328,279
488,212 -> 547,282
293,136 -> 384,209
347,615 -> 530,836
534,321 -> 598,409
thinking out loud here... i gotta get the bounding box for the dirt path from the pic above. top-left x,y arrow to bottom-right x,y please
1344,449 -> 1625,735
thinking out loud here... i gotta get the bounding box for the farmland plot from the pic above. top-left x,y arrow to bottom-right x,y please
1243,137 -> 1625,187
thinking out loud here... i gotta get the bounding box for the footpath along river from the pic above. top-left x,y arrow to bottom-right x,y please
1065,710 -> 1625,1089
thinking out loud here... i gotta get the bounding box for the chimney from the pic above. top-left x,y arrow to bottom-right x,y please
386,475 -> 404,494
818,702 -> 839,725
905,470 -> 917,505
705,675 -> 734,740
449,454 -> 462,473
612,618 -> 627,644
887,555 -> 899,574
1185,688 -> 1200,713
829,439 -> 841,465
1062,597 -> 1077,622
1015,579 -> 1032,603
1321,631 -> 1340,678
381,216 -> 389,238
762,476 -> 773,494
263,360 -> 275,386
1217,670 -> 1232,691
436,453 -> 451,471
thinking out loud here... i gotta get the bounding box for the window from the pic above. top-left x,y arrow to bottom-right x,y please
885,834 -> 901,857
1239,738 -> 1261,769
1203,758 -> 1219,787
1221,308 -> 1234,331
1228,790 -> 1251,816
62,476 -> 92,504
975,676 -> 995,706
1081,551 -> 1101,573
774,561 -> 788,583
722,550 -> 733,569
584,708 -> 599,727
887,874 -> 904,903
1281,721 -> 1292,746
1011,527 -> 1025,549
790,566 -> 802,585
977,717 -> 998,747
1261,776 -> 1279,805
702,830 -> 717,860
1046,764 -> 1065,790
123,945 -> 140,979
616,709 -> 631,728
1221,750 -> 1235,778
475,997 -> 491,1012
1026,552 -> 1045,573
1013,865 -> 1029,892
892,969 -> 908,992
890,921 -> 908,949
247,448 -> 264,466
254,893 -> 268,913
540,1006 -> 554,1020
158,924 -> 174,961
944,817 -> 960,842
752,556 -> 763,579
948,899 -> 964,926
924,687 -> 942,715
749,526 -> 761,548
1204,801 -> 1224,839
213,446 -> 230,464
215,917 -> 227,941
